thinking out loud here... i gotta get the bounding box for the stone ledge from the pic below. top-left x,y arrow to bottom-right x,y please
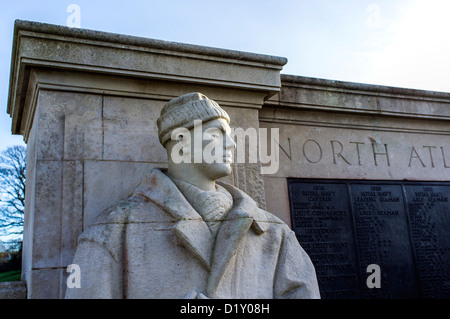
8,20 -> 287,138
0,281 -> 27,299
265,74 -> 450,120
12,20 -> 288,66
280,74 -> 450,99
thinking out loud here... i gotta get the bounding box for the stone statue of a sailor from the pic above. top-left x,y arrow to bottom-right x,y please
66,92 -> 320,299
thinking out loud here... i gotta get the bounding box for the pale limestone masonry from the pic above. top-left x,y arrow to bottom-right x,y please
262,75 -> 450,225
7,20 -> 286,298
0,281 -> 26,299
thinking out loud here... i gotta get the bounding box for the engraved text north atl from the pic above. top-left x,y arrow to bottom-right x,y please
278,138 -> 450,169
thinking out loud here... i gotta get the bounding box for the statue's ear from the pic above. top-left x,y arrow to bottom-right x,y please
171,127 -> 191,146
178,131 -> 191,153
169,128 -> 192,163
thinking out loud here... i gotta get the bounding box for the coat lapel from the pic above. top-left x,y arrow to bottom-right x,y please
206,208 -> 253,296
207,182 -> 269,296
135,169 -> 213,270
135,169 -> 270,290
172,219 -> 213,270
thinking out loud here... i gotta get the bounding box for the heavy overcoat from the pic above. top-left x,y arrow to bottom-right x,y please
65,169 -> 320,298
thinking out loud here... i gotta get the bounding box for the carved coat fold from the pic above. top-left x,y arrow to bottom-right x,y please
65,168 -> 320,299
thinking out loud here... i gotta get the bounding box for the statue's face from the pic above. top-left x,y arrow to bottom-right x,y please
190,118 -> 236,180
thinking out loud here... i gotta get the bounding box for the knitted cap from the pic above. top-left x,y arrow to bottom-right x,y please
157,92 -> 230,146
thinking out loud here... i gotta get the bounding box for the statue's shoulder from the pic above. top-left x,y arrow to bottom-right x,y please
258,207 -> 293,233
92,195 -> 143,225
219,181 -> 292,234
259,208 -> 287,224
79,169 -> 180,240
77,195 -> 150,241
91,191 -> 173,227
76,196 -> 139,244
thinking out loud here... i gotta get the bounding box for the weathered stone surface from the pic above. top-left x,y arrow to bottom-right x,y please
263,176 -> 291,226
28,268 -> 63,299
22,120 -> 37,285
0,281 -> 27,299
83,161 -> 160,228
8,20 -> 286,139
32,160 -> 63,269
103,96 -> 166,162
225,106 -> 267,209
61,160 -> 84,266
36,91 -> 103,161
267,75 -> 450,120
260,112 -> 450,181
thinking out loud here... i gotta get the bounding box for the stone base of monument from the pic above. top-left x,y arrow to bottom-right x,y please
0,281 -> 27,299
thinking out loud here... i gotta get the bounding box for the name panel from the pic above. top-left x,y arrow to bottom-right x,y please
288,180 -> 450,299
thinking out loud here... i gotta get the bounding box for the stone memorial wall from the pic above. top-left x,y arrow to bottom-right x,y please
263,75 -> 450,298
6,20 -> 285,298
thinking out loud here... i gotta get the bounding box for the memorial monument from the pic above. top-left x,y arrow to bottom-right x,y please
65,92 -> 320,298
3,20 -> 450,299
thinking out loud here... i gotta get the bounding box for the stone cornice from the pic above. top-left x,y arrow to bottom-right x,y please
265,74 -> 450,121
8,20 -> 287,136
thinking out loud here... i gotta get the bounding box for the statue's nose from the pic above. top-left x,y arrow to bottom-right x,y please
225,134 -> 236,150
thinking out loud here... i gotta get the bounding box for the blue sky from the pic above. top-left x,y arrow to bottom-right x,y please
1,0 -> 450,152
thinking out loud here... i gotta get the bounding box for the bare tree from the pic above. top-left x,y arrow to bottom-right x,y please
0,145 -> 26,239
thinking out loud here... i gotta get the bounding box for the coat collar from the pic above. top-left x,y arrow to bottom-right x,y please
134,168 -> 268,277
134,169 -> 213,270
217,181 -> 269,234
207,181 -> 269,296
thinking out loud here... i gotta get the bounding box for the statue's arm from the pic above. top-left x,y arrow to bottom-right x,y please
273,230 -> 321,299
65,223 -> 125,299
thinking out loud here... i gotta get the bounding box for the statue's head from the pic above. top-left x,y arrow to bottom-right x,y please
157,93 -> 236,182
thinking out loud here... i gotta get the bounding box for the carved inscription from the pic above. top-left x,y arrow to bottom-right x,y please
405,185 -> 450,298
279,137 -> 450,169
290,183 -> 360,299
350,184 -> 418,298
288,180 -> 450,299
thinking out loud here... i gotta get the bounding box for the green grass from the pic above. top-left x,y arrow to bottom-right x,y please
0,270 -> 21,282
